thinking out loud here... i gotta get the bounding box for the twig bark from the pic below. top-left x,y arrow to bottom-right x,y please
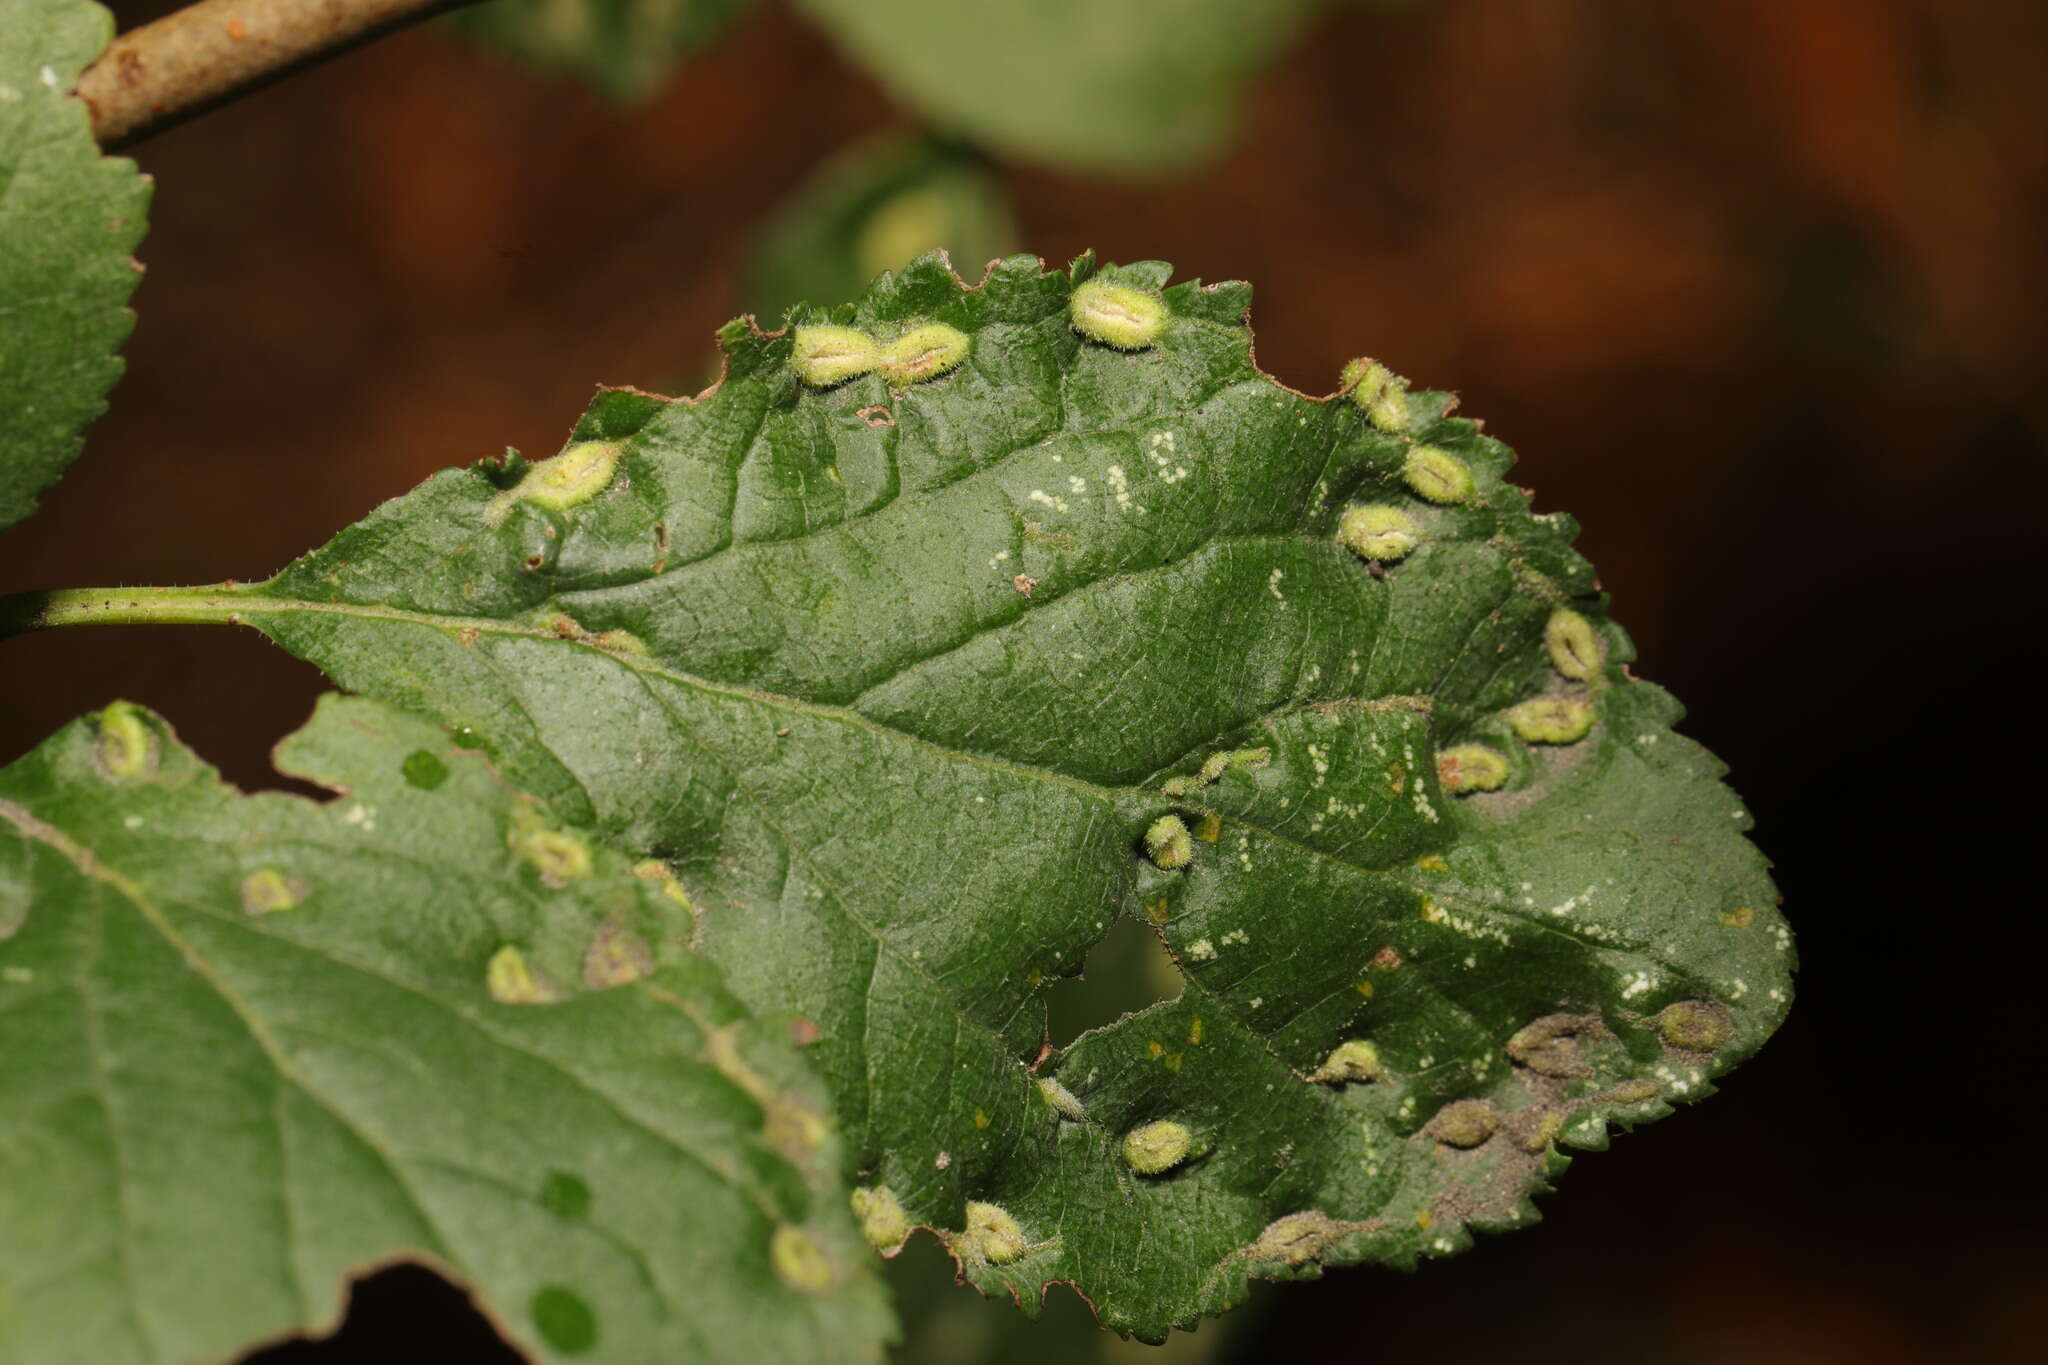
75,0 -> 486,150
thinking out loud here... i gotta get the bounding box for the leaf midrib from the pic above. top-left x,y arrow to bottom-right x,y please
222,590 -> 1697,983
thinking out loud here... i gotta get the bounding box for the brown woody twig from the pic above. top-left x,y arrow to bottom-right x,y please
76,0 -> 485,150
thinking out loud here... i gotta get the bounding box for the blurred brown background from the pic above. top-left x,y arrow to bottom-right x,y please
5,1 -> 2045,1361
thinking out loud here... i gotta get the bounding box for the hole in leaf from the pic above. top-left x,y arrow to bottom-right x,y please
242,1263 -> 521,1363
1044,915 -> 1184,1049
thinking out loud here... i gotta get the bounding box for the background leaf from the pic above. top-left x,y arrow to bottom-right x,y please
448,0 -> 754,100
0,0 -> 149,532
745,133 -> 1016,324
791,0 -> 1323,173
0,696 -> 890,1364
76,254 -> 1790,1339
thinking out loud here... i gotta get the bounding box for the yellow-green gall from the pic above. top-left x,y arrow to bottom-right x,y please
1430,1100 -> 1499,1148
1336,504 -> 1423,562
1606,1077 -> 1663,1104
1437,744 -> 1509,794
485,946 -> 560,1005
1144,814 -> 1194,870
1248,1210 -> 1355,1267
581,920 -> 654,990
1309,1039 -> 1383,1085
1121,1119 -> 1193,1175
1510,1110 -> 1563,1153
1341,358 -> 1410,434
1506,1016 -> 1594,1078
509,809 -> 592,887
1503,695 -> 1596,744
485,441 -> 621,527
962,1201 -> 1027,1265
1656,1000 -> 1734,1052
881,322 -> 971,387
1037,1075 -> 1087,1122
630,858 -> 692,907
770,1224 -> 836,1293
95,702 -> 154,781
1402,446 -> 1475,504
1070,278 -> 1168,350
851,1185 -> 909,1250
764,1095 -> 830,1162
239,869 -> 302,917
791,324 -> 879,387
1544,608 -> 1605,681
630,858 -> 702,943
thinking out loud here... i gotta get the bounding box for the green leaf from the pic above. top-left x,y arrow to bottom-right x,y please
0,0 -> 149,532
0,696 -> 891,1364
448,0 -> 755,100
56,254 -> 1791,1339
792,0 -> 1322,173
746,133 -> 1016,325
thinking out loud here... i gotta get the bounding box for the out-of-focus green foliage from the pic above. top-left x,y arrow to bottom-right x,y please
450,0 -> 753,99
747,134 -> 1016,323
447,0 -> 1323,173
790,0 -> 1321,173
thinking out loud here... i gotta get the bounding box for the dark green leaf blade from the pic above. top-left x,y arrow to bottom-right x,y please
0,697 -> 890,1364
194,253 -> 1786,1337
0,0 -> 149,532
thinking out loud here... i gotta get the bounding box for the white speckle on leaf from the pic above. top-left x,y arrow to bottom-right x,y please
1106,464 -> 1140,513
1268,568 -> 1286,601
1548,889 -> 1591,918
1187,938 -> 1217,962
1419,900 -> 1510,947
40,65 -> 60,90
